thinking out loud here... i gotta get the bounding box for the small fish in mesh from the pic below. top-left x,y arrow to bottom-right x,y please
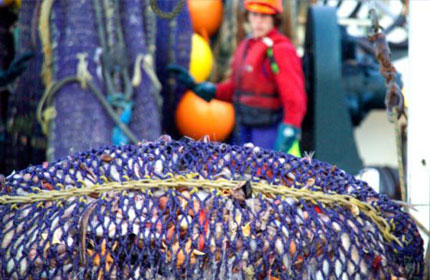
0,136 -> 423,279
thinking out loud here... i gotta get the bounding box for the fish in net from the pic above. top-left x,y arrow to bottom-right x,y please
0,136 -> 423,279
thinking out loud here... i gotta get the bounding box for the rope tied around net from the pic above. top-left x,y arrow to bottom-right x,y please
0,175 -> 402,246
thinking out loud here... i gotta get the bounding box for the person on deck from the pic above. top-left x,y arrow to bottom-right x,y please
170,0 -> 307,155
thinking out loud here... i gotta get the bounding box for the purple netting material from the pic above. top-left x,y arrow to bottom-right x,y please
51,0 -> 113,160
120,0 -> 161,142
0,137 -> 424,279
6,0 -> 193,168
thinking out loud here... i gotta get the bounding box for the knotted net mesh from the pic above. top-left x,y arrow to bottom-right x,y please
0,136 -> 423,279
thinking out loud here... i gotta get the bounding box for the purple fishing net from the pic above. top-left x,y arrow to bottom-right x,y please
0,136 -> 423,279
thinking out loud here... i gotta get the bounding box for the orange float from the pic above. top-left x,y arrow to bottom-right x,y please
187,0 -> 223,37
176,90 -> 235,141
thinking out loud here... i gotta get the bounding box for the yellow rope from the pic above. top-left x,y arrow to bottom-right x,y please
36,83 -> 55,135
131,53 -> 161,91
39,0 -> 56,88
76,53 -> 93,90
0,176 -> 402,246
131,54 -> 143,87
38,0 -> 56,135
131,53 -> 163,111
36,53 -> 94,134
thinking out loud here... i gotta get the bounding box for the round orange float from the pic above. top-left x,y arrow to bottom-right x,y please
187,0 -> 223,37
176,90 -> 235,141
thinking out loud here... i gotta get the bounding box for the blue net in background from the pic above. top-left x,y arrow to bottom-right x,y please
0,136 -> 424,279
4,0 -> 192,173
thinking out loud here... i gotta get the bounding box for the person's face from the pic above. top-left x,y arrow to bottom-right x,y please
248,12 -> 275,38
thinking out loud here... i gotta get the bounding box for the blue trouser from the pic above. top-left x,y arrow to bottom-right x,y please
234,123 -> 279,150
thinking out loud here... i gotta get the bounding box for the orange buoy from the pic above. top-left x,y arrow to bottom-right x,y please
188,0 -> 223,37
176,90 -> 235,141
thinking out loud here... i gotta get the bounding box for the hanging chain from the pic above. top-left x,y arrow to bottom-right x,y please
368,8 -> 405,121
367,7 -> 407,202
148,0 -> 185,20
367,6 -> 430,240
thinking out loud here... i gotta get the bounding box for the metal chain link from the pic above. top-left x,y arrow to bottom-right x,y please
368,8 -> 407,207
148,0 -> 185,20
368,7 -> 430,239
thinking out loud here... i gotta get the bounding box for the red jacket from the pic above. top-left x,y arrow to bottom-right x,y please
215,29 -> 307,128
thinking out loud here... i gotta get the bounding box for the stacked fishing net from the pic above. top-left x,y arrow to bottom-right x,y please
0,136 -> 423,279
5,0 -> 191,172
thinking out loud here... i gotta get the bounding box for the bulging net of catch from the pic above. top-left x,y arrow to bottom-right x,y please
0,136 -> 424,279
